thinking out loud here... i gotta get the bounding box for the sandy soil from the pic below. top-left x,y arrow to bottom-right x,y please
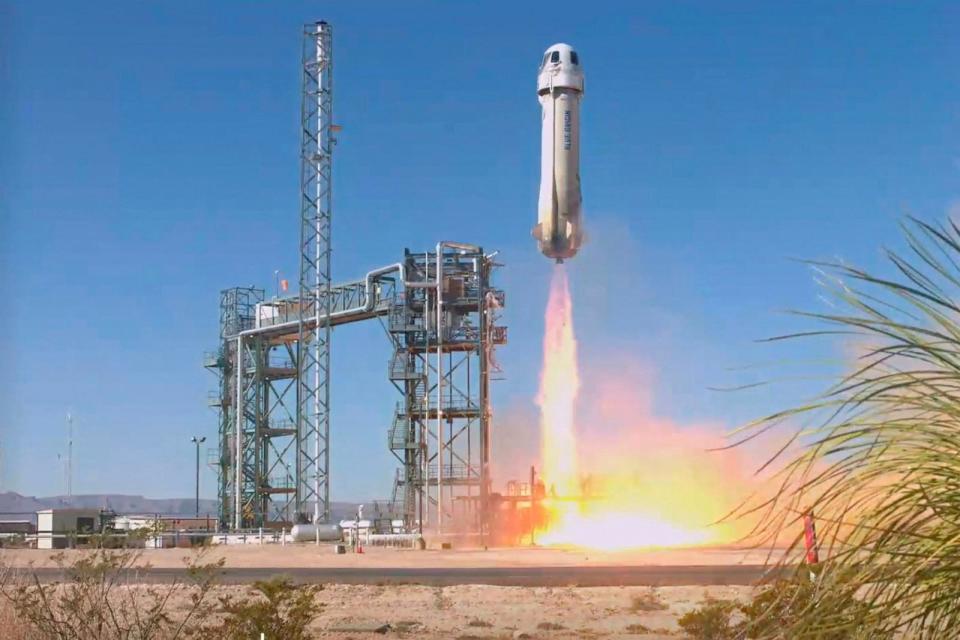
309,583 -> 754,639
0,547 -> 769,638
0,582 -> 751,639
0,544 -> 781,570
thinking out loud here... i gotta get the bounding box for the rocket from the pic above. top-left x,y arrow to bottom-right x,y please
533,43 -> 584,263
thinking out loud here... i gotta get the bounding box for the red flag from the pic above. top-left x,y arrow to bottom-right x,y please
280,279 -> 289,292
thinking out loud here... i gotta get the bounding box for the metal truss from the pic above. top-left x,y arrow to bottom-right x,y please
206,287 -> 262,529
387,248 -> 506,536
297,21 -> 334,524
206,20 -> 508,534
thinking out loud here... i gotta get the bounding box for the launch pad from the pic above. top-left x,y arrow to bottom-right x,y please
205,23 -> 506,536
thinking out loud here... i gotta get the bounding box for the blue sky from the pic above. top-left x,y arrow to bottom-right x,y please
2,1 -> 957,501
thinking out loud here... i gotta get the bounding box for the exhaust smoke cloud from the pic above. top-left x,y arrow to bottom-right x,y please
534,265 -> 754,550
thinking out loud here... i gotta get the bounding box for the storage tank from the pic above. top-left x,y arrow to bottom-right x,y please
289,523 -> 342,542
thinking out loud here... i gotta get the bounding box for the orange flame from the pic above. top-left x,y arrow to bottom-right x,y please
535,265 -> 748,550
536,266 -> 580,498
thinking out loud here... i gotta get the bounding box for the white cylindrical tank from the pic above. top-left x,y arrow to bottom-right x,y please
533,43 -> 584,262
289,523 -> 342,542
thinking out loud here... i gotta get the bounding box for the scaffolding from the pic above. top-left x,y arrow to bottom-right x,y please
386,249 -> 506,534
207,251 -> 505,531
205,21 -> 506,532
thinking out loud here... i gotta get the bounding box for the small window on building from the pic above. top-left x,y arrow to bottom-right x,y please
550,50 -> 560,64
570,51 -> 579,65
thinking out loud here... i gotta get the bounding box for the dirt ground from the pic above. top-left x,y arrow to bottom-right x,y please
0,582 -> 750,639
308,583 -> 754,639
0,543 -> 780,570
0,546 -> 769,638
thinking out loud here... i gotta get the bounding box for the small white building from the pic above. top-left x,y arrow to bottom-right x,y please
36,509 -> 101,549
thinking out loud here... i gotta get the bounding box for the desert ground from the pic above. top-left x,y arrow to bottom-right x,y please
0,543 -> 779,570
290,583 -> 753,639
0,545 -> 775,638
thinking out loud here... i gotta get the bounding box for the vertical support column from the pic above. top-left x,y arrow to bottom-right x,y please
436,251 -> 444,533
297,21 -> 334,524
479,258 -> 491,538
235,335 -> 244,530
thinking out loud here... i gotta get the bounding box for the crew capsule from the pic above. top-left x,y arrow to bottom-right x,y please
532,43 -> 584,263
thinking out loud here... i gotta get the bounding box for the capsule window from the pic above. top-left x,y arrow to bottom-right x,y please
550,50 -> 560,64
570,51 -> 579,65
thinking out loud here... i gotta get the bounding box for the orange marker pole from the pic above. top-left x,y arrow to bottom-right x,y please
803,510 -> 820,565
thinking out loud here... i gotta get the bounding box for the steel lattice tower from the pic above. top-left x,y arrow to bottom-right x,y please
297,21 -> 333,524
207,21 -> 507,533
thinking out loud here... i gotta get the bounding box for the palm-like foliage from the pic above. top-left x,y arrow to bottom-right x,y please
737,217 -> 960,639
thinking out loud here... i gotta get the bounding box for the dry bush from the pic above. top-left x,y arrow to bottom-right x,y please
0,550 -> 325,640
192,577 -> 322,640
0,549 -> 222,640
467,618 -> 494,627
677,597 -> 737,640
739,572 -> 868,640
629,588 -> 668,612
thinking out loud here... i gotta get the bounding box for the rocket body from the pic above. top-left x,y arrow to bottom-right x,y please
534,43 -> 584,262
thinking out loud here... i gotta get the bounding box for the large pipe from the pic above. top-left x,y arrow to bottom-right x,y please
234,336 -> 243,530
236,242 -> 480,533
314,20 -> 334,526
436,254 -> 443,533
238,242 -> 481,341
240,264 -> 415,340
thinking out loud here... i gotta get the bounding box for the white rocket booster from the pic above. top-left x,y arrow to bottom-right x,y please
533,43 -> 584,262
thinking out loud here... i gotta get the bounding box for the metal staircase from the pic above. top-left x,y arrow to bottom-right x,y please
388,406 -> 417,451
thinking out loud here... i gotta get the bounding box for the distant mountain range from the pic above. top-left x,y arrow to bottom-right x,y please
0,492 -> 363,523
0,492 -> 219,519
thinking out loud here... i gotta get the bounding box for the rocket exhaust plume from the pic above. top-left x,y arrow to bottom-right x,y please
537,266 -> 580,497
534,265 -> 752,550
527,49 -> 763,552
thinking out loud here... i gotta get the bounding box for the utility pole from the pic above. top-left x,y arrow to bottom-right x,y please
191,436 -> 206,517
66,412 -> 73,501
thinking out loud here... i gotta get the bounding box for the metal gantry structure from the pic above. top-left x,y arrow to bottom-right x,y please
205,22 -> 506,534
386,249 -> 506,535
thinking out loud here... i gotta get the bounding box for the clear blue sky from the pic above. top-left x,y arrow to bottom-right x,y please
1,1 -> 957,501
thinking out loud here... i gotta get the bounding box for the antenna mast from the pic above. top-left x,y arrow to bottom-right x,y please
65,412 -> 73,500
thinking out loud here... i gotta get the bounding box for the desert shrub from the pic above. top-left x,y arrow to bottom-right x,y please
630,588 -> 668,612
196,577 -> 321,640
537,620 -> 565,630
677,597 -> 736,640
1,549 -> 222,640
740,572 -> 872,640
85,532 -> 128,549
467,618 -> 493,627
733,217 -> 960,637
0,534 -> 30,549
